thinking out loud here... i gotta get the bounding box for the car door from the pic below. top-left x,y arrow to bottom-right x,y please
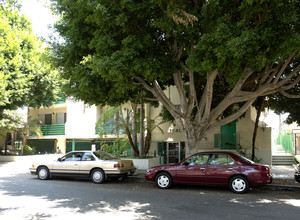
79,152 -> 97,177
205,153 -> 236,185
51,152 -> 83,176
175,154 -> 210,184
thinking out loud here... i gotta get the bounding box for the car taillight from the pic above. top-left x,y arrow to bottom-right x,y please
258,165 -> 270,174
114,164 -> 124,168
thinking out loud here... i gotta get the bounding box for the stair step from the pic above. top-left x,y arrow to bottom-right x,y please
272,156 -> 295,165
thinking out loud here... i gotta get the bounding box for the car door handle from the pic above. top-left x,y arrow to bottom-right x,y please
228,168 -> 233,170
200,168 -> 206,170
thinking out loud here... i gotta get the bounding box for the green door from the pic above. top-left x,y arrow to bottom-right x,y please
221,121 -> 236,149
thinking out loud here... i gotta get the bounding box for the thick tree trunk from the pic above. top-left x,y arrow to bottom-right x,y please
139,102 -> 144,156
125,127 -> 139,156
4,132 -> 9,155
252,97 -> 265,161
131,105 -> 138,156
144,128 -> 151,156
184,124 -> 199,156
21,131 -> 27,155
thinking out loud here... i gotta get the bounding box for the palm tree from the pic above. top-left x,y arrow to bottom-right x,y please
96,103 -> 165,157
96,104 -> 140,156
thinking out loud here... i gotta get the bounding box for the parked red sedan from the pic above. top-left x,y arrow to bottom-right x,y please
145,151 -> 272,193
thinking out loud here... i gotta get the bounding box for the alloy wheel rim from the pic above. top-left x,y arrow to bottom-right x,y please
232,178 -> 246,192
158,175 -> 169,188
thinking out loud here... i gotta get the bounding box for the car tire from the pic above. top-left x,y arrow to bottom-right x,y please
229,175 -> 249,194
37,166 -> 50,180
295,173 -> 300,183
91,169 -> 105,184
155,172 -> 173,189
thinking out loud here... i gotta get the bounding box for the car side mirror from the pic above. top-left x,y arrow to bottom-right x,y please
57,158 -> 62,162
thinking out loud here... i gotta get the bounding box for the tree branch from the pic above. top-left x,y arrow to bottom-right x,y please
279,89 -> 300,98
173,71 -> 188,114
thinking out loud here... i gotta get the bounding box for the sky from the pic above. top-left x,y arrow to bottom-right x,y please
20,0 -> 56,41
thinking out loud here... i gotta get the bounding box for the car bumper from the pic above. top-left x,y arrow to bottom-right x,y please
145,171 -> 155,181
106,167 -> 137,176
29,168 -> 37,175
250,174 -> 273,185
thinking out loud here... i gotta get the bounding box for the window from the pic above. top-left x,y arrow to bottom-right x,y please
184,154 -> 210,166
82,152 -> 96,161
62,152 -> 83,161
208,154 -> 234,165
56,112 -> 67,124
45,114 -> 52,125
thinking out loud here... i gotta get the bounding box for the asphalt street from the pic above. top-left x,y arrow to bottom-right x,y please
0,157 -> 300,220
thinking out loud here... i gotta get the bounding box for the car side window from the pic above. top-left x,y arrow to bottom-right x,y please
184,154 -> 210,166
82,152 -> 96,161
208,154 -> 235,165
62,152 -> 83,161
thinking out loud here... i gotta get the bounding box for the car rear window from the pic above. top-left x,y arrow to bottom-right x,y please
93,151 -> 117,160
236,154 -> 255,164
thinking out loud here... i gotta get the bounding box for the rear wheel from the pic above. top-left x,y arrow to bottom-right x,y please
91,169 -> 105,184
229,176 -> 249,194
37,167 -> 50,180
155,173 -> 173,189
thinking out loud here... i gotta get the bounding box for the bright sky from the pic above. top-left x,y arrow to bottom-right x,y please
20,0 -> 56,41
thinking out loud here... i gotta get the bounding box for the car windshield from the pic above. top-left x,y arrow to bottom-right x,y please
93,151 -> 118,160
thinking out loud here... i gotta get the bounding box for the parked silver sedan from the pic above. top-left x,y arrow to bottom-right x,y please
29,151 -> 136,184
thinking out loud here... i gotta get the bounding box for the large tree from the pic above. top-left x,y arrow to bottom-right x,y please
50,0 -> 300,155
0,1 -> 60,122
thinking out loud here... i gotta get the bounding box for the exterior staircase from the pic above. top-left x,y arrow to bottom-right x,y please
272,155 -> 295,165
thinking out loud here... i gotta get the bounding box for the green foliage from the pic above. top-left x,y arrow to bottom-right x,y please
236,144 -> 262,163
50,0 -> 300,153
0,3 -> 61,123
99,139 -> 131,157
50,0 -> 300,104
96,106 -> 127,138
23,145 -> 36,155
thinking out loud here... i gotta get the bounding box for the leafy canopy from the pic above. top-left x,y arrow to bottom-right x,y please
51,0 -> 299,104
0,3 -> 60,122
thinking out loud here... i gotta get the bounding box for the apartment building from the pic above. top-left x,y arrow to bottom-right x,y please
25,86 -> 273,165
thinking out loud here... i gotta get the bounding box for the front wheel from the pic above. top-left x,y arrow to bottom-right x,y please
37,167 -> 50,180
155,173 -> 173,189
91,169 -> 105,184
229,176 -> 249,194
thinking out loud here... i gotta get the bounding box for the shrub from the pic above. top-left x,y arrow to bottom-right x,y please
23,145 -> 36,155
100,139 -> 131,157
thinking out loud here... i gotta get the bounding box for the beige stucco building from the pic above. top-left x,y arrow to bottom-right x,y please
1,86 -> 273,165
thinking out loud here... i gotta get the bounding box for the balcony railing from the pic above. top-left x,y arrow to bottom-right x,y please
30,124 -> 65,136
54,95 -> 66,104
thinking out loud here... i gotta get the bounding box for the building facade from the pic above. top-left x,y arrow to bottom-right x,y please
25,87 -> 272,165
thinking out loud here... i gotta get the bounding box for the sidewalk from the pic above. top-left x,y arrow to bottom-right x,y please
269,165 -> 300,188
